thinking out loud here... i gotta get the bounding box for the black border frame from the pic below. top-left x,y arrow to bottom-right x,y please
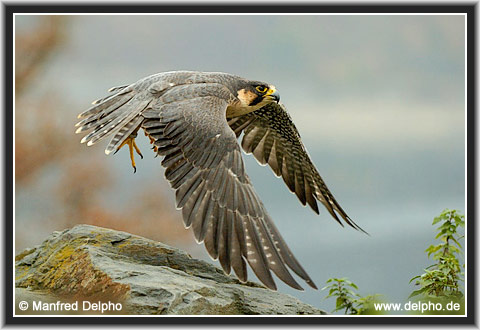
5,3 -> 476,326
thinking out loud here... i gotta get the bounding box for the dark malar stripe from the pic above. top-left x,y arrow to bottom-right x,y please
248,95 -> 264,107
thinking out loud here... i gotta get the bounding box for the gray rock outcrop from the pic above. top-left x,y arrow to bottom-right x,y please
15,224 -> 326,315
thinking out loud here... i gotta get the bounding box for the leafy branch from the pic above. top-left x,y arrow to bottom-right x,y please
409,209 -> 464,299
322,277 -> 383,315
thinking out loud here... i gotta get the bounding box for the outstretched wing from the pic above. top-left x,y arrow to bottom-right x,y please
77,77 -> 318,290
228,102 -> 367,234
141,88 -> 317,290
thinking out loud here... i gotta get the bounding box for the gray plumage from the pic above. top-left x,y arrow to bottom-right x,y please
76,71 -> 366,291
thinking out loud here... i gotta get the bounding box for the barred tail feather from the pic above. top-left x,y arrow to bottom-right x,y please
75,95 -> 134,133
76,86 -> 152,155
77,86 -> 134,119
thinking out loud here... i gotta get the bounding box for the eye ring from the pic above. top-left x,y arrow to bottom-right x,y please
256,86 -> 268,93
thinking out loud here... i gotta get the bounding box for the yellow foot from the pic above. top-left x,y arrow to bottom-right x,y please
115,136 -> 143,173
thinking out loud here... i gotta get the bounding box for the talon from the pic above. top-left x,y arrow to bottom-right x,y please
133,140 -> 143,159
116,135 -> 143,172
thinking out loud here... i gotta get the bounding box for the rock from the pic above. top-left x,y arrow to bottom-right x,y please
15,224 -> 326,315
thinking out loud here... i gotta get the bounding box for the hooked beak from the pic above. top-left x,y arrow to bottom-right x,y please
267,90 -> 280,103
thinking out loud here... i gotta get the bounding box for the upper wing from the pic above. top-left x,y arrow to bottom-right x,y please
141,88 -> 317,290
77,80 -> 318,290
228,102 -> 367,234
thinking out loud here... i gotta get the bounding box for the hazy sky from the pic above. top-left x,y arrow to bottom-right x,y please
15,14 -> 466,313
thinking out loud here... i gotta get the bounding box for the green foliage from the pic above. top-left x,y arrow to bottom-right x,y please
322,277 -> 358,314
409,209 -> 465,300
352,294 -> 385,315
323,209 -> 465,316
322,278 -> 384,315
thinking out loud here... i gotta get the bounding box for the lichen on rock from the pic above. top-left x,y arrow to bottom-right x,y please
15,225 -> 326,315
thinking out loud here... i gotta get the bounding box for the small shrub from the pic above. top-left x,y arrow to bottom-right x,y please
409,209 -> 465,314
322,277 -> 383,315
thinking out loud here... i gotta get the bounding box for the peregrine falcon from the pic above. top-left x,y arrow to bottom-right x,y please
76,71 -> 366,291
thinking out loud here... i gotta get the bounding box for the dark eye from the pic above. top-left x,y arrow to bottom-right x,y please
256,86 -> 268,93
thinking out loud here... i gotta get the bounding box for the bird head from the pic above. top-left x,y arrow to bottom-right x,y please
236,81 -> 280,110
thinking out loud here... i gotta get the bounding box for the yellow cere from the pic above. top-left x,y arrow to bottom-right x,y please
265,86 -> 276,96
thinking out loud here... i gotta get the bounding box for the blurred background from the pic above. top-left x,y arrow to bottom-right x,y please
15,14 -> 465,313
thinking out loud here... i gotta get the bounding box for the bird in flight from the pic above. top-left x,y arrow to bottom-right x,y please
76,71 -> 366,291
